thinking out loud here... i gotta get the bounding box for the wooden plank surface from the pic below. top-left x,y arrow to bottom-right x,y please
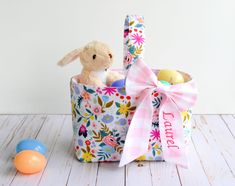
220,115 -> 235,138
0,115 -> 47,185
126,162 -> 152,186
0,115 -> 26,150
150,162 -> 180,186
192,115 -> 235,186
66,163 -> 98,186
177,141 -> 210,186
0,114 -> 234,186
96,162 -> 125,186
202,115 -> 235,174
37,116 -> 74,186
10,115 -> 65,186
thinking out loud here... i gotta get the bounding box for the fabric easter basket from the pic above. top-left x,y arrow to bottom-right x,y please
70,15 -> 197,167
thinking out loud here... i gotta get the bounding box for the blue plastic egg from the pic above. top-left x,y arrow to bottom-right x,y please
16,139 -> 47,156
160,80 -> 171,86
111,79 -> 125,87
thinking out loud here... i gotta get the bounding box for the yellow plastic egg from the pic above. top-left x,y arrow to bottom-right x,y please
158,69 -> 184,85
14,150 -> 47,174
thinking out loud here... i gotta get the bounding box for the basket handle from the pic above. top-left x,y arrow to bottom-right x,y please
123,15 -> 145,73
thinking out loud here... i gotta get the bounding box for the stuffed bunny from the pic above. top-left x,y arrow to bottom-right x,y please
58,41 -> 124,87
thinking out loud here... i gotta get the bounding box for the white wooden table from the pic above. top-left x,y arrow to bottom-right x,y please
0,115 -> 234,186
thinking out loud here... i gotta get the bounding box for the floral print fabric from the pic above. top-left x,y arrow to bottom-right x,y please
123,15 -> 145,71
70,79 -> 192,162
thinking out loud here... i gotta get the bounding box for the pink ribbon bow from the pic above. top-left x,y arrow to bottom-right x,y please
119,59 -> 197,168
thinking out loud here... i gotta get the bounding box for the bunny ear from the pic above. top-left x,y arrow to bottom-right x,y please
57,48 -> 83,67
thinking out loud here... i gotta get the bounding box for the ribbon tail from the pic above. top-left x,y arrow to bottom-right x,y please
119,90 -> 153,167
159,97 -> 189,168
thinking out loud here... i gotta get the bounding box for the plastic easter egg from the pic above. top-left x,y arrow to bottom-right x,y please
111,79 -> 125,87
160,80 -> 171,86
16,139 -> 46,155
158,69 -> 184,85
14,150 -> 47,174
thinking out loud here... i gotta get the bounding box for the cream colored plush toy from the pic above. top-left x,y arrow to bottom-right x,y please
58,41 -> 124,87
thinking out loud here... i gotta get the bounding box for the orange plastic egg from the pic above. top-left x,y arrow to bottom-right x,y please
14,150 -> 47,174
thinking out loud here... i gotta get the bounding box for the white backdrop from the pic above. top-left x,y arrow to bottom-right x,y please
0,0 -> 234,114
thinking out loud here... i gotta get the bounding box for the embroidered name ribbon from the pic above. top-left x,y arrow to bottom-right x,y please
119,59 -> 197,168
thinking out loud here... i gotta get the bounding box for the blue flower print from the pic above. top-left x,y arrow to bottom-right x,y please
115,118 -> 127,126
101,114 -> 114,124
101,145 -> 115,155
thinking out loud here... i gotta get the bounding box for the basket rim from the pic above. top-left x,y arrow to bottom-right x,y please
70,68 -> 194,89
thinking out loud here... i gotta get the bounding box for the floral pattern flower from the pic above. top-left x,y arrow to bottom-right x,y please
80,144 -> 95,162
82,91 -> 90,100
78,139 -> 83,146
152,109 -> 159,122
92,122 -> 97,128
102,136 -> 118,147
150,129 -> 160,140
116,102 -> 136,117
101,145 -> 116,155
96,87 -> 102,94
92,106 -> 102,115
124,52 -> 133,65
85,140 -> 91,146
78,125 -> 88,138
102,95 -> 109,103
101,114 -> 114,124
102,87 -> 116,96
111,154 -> 118,161
124,28 -> 129,38
82,152 -> 93,162
115,118 -> 127,126
131,33 -> 145,45
118,104 -> 128,114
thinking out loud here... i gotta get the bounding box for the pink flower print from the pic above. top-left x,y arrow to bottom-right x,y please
152,109 -> 159,122
150,129 -> 160,140
131,33 -> 144,45
92,122 -> 97,128
78,125 -> 87,138
85,103 -> 91,108
96,87 -> 102,94
153,109 -> 159,116
102,87 -> 116,96
124,29 -> 129,38
111,154 -> 118,161
124,52 -> 133,65
92,106 -> 102,115
102,136 -> 118,147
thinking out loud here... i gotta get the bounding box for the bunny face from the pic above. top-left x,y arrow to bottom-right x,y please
57,41 -> 114,72
80,41 -> 114,71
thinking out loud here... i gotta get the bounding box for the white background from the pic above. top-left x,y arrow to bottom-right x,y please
0,0 -> 234,114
